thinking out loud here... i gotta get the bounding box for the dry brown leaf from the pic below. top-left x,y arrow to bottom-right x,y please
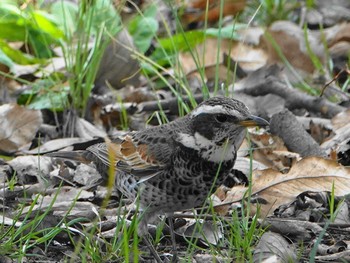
75,117 -> 107,139
321,109 -> 350,151
181,0 -> 246,24
328,22 -> 350,48
254,231 -> 297,262
251,133 -> 300,171
21,187 -> 96,216
233,156 -> 267,175
24,138 -> 89,154
330,108 -> 350,131
179,38 -> 267,78
0,104 -> 42,153
261,21 -> 325,76
221,157 -> 350,217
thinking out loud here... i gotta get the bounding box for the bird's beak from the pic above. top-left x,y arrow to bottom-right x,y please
239,115 -> 269,127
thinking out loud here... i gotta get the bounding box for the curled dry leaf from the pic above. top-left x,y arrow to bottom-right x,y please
21,187 -> 96,217
8,156 -> 53,185
261,218 -> 324,241
261,21 -> 325,76
321,109 -> 350,159
221,157 -> 350,217
24,137 -> 90,154
330,108 -> 350,131
176,219 -> 223,246
179,38 -> 267,80
181,0 -> 246,24
233,156 -> 267,176
328,22 -> 350,49
251,132 -> 301,171
0,104 -> 42,153
75,117 -> 107,140
254,231 -> 297,262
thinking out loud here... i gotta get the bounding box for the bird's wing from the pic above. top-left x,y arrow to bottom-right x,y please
87,134 -> 169,180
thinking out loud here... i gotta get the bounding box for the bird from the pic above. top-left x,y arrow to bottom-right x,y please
49,96 -> 269,262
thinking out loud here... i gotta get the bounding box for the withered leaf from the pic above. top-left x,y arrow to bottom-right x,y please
0,104 -> 42,153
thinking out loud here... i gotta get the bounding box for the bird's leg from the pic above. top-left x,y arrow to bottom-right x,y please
138,214 -> 163,263
143,234 -> 163,263
167,215 -> 178,263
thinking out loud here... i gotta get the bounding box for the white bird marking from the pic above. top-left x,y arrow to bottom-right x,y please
191,105 -> 241,118
177,132 -> 199,151
177,132 -> 236,163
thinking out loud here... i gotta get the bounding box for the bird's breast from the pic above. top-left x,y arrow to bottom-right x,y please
115,140 -> 236,214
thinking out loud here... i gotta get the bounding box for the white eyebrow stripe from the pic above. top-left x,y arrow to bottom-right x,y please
191,105 -> 240,117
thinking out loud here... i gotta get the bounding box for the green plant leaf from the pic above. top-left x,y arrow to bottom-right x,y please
50,1 -> 78,36
90,0 -> 121,35
26,90 -> 68,110
0,4 -> 27,41
0,48 -> 14,70
128,4 -> 158,53
131,17 -> 158,53
18,78 -> 69,110
0,40 -> 43,65
32,11 -> 64,39
158,30 -> 205,52
205,24 -> 245,39
0,3 -> 64,58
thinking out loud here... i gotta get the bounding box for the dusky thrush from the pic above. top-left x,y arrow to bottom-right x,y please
50,97 -> 269,261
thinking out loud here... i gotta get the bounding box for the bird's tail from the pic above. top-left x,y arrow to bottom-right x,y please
45,151 -> 92,164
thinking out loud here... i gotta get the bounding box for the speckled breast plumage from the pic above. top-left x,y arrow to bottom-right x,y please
115,143 -> 235,214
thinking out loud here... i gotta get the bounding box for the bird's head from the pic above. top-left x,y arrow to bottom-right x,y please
178,97 -> 269,163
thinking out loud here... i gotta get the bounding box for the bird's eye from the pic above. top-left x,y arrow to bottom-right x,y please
215,114 -> 228,123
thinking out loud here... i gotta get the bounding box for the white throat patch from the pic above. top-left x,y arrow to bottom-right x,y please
177,132 -> 236,163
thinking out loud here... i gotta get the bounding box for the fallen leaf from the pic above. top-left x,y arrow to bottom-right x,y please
8,155 -> 53,185
179,38 -> 267,78
181,0 -> 246,24
261,21 -> 325,76
254,231 -> 297,262
23,137 -> 90,154
0,104 -> 42,153
251,133 -> 300,171
222,157 -> 350,217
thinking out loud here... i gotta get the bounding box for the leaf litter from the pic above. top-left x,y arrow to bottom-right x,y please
0,0 -> 350,262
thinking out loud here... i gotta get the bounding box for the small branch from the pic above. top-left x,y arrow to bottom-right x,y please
244,75 -> 346,118
320,67 -> 350,97
270,109 -> 327,157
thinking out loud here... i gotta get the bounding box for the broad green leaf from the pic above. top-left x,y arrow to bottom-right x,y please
19,81 -> 69,110
0,22 -> 27,41
50,1 -> 78,36
0,4 -> 27,41
0,3 -> 22,19
128,4 -> 158,53
156,24 -> 244,55
90,0 -> 121,35
205,24 -> 245,39
128,3 -> 158,34
27,29 -> 56,58
0,40 -> 43,65
0,48 -> 14,70
27,90 -> 68,110
32,11 -> 64,39
158,30 -> 205,52
131,17 -> 158,53
0,3 -> 63,58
